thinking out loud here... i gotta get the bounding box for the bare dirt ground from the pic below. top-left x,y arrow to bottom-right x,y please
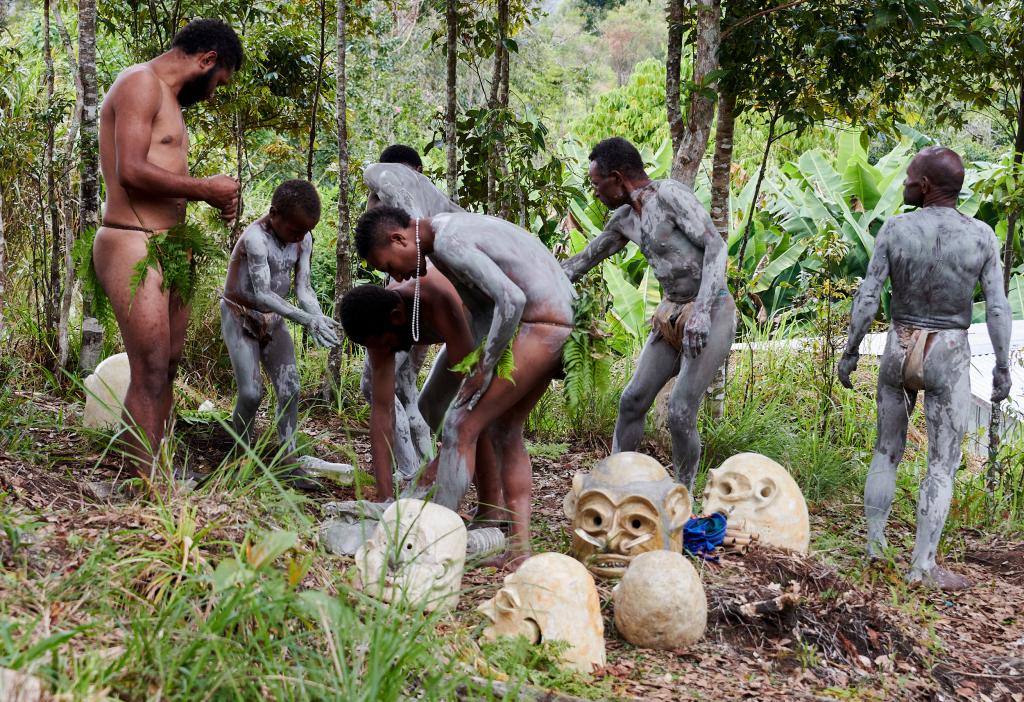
2,394 -> 1023,701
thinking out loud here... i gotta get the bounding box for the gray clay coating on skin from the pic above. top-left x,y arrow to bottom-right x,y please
563,180 -> 736,489
221,219 -> 337,458
840,205 -> 1011,586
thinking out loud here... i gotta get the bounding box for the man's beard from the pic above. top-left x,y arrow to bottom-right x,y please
178,68 -> 217,108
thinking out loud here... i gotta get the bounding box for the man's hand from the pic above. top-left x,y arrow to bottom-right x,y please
307,314 -> 340,348
682,309 -> 710,358
838,351 -> 859,389
454,367 -> 494,411
992,365 -> 1012,403
203,175 -> 241,222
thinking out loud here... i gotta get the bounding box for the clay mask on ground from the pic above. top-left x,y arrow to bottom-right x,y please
563,451 -> 691,579
613,550 -> 707,650
702,452 -> 810,554
478,552 -> 605,674
354,498 -> 467,612
83,353 -> 131,429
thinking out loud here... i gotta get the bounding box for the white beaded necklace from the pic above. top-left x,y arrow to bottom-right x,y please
412,218 -> 421,343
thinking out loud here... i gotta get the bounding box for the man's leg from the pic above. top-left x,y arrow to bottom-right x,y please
612,332 -> 680,454
864,331 -> 917,559
261,321 -> 301,458
92,228 -> 175,478
220,301 -> 264,449
398,345 -> 434,462
909,333 -> 971,588
433,323 -> 570,511
490,379 -> 551,564
667,297 -> 736,489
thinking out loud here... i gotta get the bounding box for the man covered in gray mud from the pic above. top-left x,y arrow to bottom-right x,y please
340,281 -> 502,515
358,144 -> 465,481
354,206 -> 575,566
838,146 -> 1012,591
562,137 -> 735,490
221,179 -> 340,490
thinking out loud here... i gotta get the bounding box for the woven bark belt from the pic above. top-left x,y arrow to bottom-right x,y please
651,298 -> 696,352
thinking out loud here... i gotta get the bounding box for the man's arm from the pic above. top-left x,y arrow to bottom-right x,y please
433,242 -> 525,409
293,234 -> 339,347
838,222 -> 892,388
561,205 -> 633,283
113,70 -> 239,216
980,229 -> 1012,402
662,186 -> 728,358
368,347 -> 398,498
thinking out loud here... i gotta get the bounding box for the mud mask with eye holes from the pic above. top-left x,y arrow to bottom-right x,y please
562,452 -> 691,579
701,452 -> 810,554
478,552 -> 605,674
354,499 -> 467,612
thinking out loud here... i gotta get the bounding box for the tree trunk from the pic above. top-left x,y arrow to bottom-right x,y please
0,186 -> 6,344
445,0 -> 459,202
79,0 -> 103,373
486,0 -> 507,215
989,74 -> 1024,494
706,88 -> 735,419
53,3 -> 84,370
43,0 -> 62,356
665,0 -> 684,157
306,0 -> 328,182
326,0 -> 351,395
671,0 -> 720,188
1001,76 -> 1024,295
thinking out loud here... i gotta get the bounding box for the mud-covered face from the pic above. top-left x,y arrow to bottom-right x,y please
563,453 -> 691,580
355,499 -> 466,611
701,453 -> 810,554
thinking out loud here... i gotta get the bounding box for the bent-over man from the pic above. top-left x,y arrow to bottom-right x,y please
354,207 -> 575,566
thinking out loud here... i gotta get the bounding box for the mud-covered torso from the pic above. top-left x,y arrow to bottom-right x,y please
224,220 -> 304,311
884,208 -> 998,330
428,213 -> 575,330
634,180 -> 711,303
363,163 -> 463,219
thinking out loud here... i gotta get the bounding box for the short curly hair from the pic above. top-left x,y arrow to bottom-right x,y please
340,285 -> 402,345
172,19 -> 244,71
379,144 -> 423,170
589,137 -> 645,179
355,206 -> 411,259
271,179 -> 321,220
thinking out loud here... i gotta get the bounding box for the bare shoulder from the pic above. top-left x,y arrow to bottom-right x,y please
107,64 -> 162,109
364,162 -> 414,188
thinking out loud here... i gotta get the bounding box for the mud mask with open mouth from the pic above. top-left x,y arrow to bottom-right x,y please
562,452 -> 691,579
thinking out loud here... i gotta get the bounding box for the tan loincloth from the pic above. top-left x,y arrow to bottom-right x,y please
651,299 -> 695,352
894,323 -> 936,391
222,297 -> 280,345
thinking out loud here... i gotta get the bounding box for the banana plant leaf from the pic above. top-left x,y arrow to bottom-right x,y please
972,275 -> 1024,322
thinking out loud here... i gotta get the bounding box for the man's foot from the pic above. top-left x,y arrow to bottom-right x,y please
282,467 -> 322,492
467,507 -> 511,532
907,565 -> 972,591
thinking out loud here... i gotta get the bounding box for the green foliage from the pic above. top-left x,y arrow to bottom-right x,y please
478,635 -> 614,700
450,334 -> 517,383
128,222 -> 223,306
562,283 -> 613,420
570,58 -> 674,150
